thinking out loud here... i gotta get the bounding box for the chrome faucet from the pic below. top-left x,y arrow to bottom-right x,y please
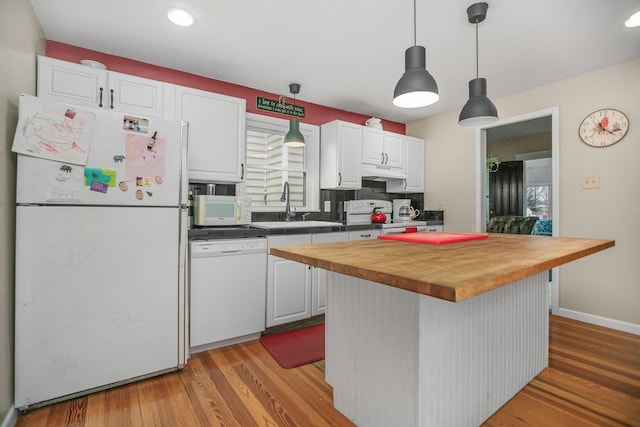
280,181 -> 296,221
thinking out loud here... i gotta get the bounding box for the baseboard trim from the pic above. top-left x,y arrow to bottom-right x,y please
1,405 -> 18,427
559,308 -> 640,336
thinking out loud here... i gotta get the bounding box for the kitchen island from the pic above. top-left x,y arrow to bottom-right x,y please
270,233 -> 614,427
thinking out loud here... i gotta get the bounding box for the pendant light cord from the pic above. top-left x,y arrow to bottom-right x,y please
475,21 -> 479,79
413,0 -> 417,46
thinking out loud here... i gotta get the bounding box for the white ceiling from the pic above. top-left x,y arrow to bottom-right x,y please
31,0 -> 640,125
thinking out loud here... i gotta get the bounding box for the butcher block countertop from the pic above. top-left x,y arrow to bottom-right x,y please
270,233 -> 614,302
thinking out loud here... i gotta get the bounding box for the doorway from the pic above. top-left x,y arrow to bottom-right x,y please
474,107 -> 560,313
489,160 -> 524,217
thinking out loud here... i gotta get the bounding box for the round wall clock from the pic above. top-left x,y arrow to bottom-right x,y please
579,109 -> 629,147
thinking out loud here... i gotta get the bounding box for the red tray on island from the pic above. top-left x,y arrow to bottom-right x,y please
378,232 -> 489,245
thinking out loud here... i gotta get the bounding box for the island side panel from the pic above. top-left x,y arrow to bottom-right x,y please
326,271 -> 548,427
417,271 -> 549,426
326,273 -> 420,427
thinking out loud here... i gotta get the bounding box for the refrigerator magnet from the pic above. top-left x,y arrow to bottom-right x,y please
123,115 -> 148,133
135,189 -> 144,200
118,181 -> 128,192
89,181 -> 108,193
84,168 -> 116,188
136,176 -> 152,187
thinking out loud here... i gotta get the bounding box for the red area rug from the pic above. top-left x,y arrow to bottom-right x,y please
259,323 -> 325,369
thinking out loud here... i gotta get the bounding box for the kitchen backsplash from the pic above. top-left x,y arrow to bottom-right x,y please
252,180 -> 425,223
190,180 -> 431,223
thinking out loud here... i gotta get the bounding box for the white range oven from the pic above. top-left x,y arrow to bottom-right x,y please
345,199 -> 427,235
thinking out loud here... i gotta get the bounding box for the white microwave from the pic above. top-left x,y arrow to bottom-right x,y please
193,195 -> 251,226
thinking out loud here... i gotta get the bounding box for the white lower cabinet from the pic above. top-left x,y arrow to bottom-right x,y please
266,234 -> 312,327
266,232 -> 350,327
349,229 -> 381,240
311,232 -> 349,316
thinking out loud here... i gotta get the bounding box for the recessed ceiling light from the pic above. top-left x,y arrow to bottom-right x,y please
167,9 -> 194,27
625,10 -> 640,27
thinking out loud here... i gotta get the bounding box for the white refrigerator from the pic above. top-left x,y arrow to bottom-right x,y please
13,95 -> 189,409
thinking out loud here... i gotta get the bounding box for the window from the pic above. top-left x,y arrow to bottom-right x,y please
242,113 -> 319,212
522,157 -> 552,219
526,185 -> 550,218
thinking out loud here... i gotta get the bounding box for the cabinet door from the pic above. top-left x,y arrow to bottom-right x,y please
387,136 -> 425,193
383,132 -> 405,168
37,56 -> 107,108
266,234 -> 312,327
37,56 -> 171,119
337,122 -> 362,188
311,232 -> 349,316
403,136 -> 424,192
176,86 -> 246,183
362,127 -> 384,165
107,71 -> 170,118
320,120 -> 362,189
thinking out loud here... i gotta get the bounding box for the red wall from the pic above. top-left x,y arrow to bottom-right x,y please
46,41 -> 405,134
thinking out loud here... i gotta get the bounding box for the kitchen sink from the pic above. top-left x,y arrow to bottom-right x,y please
251,221 -> 343,229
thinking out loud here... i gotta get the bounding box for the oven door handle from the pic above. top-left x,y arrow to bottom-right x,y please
384,226 -> 428,235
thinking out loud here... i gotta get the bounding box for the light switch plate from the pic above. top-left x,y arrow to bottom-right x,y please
582,176 -> 600,189
324,200 -> 331,212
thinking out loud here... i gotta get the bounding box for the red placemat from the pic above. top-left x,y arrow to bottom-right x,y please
378,232 -> 489,245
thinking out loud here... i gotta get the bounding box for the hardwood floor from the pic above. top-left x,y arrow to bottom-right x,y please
16,315 -> 640,427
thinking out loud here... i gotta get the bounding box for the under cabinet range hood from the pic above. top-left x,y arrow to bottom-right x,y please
361,164 -> 408,181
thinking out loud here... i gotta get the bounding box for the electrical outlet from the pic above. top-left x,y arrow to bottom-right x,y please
324,200 -> 331,212
582,175 -> 600,189
438,202 -> 446,211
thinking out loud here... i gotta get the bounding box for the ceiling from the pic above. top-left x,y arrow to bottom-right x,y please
31,0 -> 640,125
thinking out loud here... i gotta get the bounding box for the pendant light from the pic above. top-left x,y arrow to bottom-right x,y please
283,83 -> 305,147
393,0 -> 439,108
459,2 -> 498,126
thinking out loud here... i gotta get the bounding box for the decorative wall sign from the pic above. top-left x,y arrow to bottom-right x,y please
256,96 -> 305,118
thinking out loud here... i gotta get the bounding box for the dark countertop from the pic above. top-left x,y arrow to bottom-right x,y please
188,219 -> 444,239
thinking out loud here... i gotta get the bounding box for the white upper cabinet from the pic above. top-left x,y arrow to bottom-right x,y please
387,136 -> 425,193
362,127 -> 404,169
37,56 -> 172,119
175,86 -> 246,184
320,120 -> 362,189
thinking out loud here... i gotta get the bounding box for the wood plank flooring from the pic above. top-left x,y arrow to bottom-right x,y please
16,315 -> 640,427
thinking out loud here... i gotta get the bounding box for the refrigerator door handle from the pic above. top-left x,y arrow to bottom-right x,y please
178,207 -> 189,365
179,121 -> 189,206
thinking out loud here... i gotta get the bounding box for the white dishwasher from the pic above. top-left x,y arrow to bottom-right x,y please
189,238 -> 267,353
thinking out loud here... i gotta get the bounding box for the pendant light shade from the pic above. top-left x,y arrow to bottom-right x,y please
458,78 -> 498,126
283,83 -> 305,147
393,46 -> 440,108
459,2 -> 498,126
284,119 -> 305,147
393,0 -> 439,108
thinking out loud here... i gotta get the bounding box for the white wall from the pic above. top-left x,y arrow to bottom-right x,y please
0,0 -> 44,420
409,59 -> 640,327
